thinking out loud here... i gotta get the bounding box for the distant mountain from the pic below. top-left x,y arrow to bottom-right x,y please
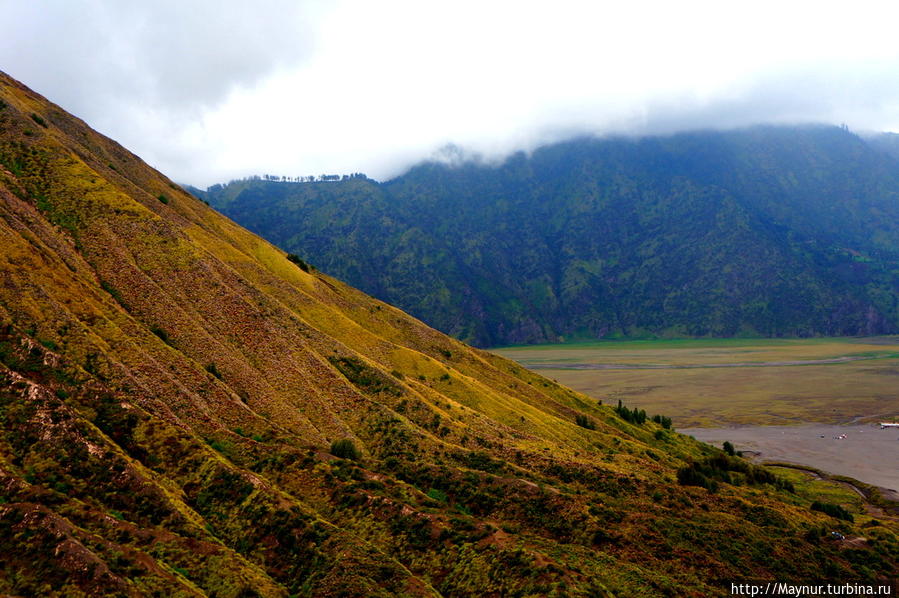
865,131 -> 899,161
198,126 -> 899,347
7,72 -> 897,595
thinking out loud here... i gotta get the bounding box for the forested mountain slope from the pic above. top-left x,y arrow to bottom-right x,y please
1,72 -> 897,597
201,126 -> 899,347
866,131 -> 899,162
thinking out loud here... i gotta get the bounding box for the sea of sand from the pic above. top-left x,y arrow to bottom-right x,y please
682,424 -> 899,493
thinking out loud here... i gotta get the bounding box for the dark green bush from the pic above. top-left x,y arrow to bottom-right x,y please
328,356 -> 402,396
331,438 -> 361,460
30,113 -> 48,128
459,451 -> 504,474
652,414 -> 673,429
99,280 -> 126,307
286,253 -> 311,272
677,454 -> 794,493
205,363 -> 223,380
575,414 -> 596,430
426,488 -> 447,502
150,326 -> 170,344
615,400 -> 646,425
38,338 -> 58,351
811,501 -> 854,522
157,193 -> 169,204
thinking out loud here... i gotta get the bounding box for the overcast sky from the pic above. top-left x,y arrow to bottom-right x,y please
3,1 -> 899,187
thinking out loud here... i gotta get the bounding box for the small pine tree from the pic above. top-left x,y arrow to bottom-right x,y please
652,414 -> 673,429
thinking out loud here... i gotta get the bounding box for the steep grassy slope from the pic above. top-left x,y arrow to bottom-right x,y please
202,128 -> 899,347
1,73 -> 897,597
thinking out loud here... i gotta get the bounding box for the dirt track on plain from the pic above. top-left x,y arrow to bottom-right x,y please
526,355 -> 889,370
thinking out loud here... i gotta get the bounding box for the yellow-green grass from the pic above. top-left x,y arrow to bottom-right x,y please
765,466 -> 866,518
4,71 -> 898,596
494,338 -> 899,427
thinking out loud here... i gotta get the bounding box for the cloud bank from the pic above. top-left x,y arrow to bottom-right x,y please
3,0 -> 899,186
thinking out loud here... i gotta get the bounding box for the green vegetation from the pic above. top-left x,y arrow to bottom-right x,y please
205,362 -> 223,380
201,126 -> 899,347
38,337 -> 58,351
574,413 -> 596,429
330,438 -> 361,460
615,399 -> 647,425
150,326 -> 170,344
766,466 -> 868,520
678,453 -> 795,493
811,501 -> 855,522
157,193 -> 169,204
29,113 -> 47,128
328,356 -> 403,396
285,252 -> 311,272
0,71 -> 895,597
652,414 -> 673,429
99,279 -> 126,306
426,488 -> 447,502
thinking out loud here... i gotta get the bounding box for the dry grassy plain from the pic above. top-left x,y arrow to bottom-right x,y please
494,337 -> 899,428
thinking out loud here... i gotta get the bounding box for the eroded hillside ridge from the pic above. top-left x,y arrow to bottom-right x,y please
201,126 -> 899,346
0,71 -> 897,596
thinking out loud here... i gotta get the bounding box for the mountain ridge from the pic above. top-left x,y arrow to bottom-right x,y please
198,125 -> 899,347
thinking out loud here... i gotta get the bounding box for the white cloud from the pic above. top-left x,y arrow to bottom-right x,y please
3,0 -> 899,186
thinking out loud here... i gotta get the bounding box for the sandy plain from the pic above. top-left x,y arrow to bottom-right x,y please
682,423 -> 899,492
